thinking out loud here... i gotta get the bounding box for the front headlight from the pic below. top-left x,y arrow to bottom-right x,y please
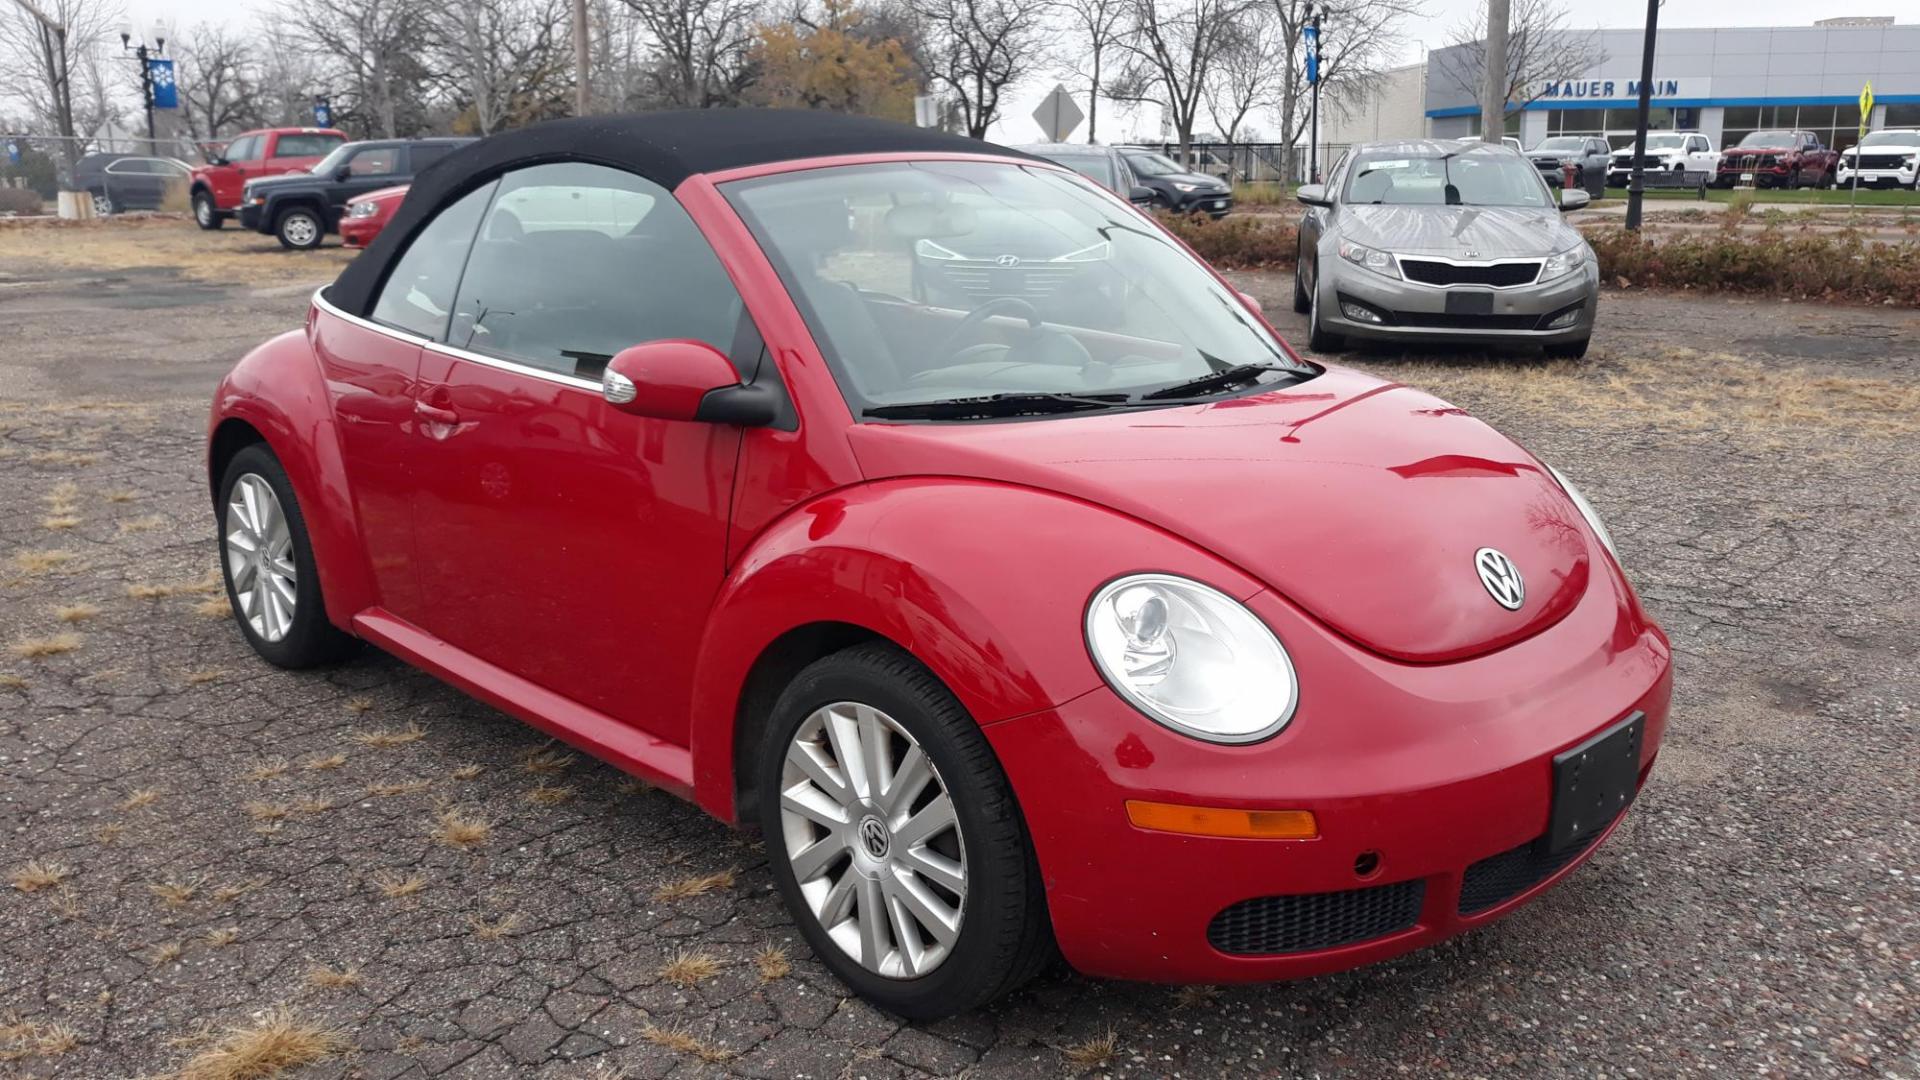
1337,238 -> 1398,278
348,201 -> 379,218
1539,244 -> 1588,282
913,238 -> 964,261
1545,464 -> 1619,564
1171,182 -> 1200,193
1085,574 -> 1298,744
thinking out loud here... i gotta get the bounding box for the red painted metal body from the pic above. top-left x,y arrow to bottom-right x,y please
340,185 -> 406,248
208,149 -> 1672,985
191,127 -> 348,212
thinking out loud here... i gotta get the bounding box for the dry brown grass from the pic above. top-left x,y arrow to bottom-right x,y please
11,633 -> 81,659
525,783 -> 577,806
148,940 -> 183,966
26,450 -> 100,467
653,867 -> 737,901
521,748 -> 575,774
450,763 -> 484,780
0,673 -> 26,689
204,927 -> 241,947
93,822 -> 125,845
0,1014 -> 81,1061
47,888 -> 83,919
51,603 -> 99,623
174,1005 -> 347,1080
431,807 -> 490,849
468,913 -> 521,941
10,860 -> 72,893
11,549 -> 78,574
351,722 -> 424,748
0,217 -> 356,285
1062,1028 -> 1120,1071
185,669 -> 226,686
41,513 -> 81,530
244,802 -> 290,822
638,1023 -> 733,1063
303,964 -> 361,990
303,753 -> 348,771
194,595 -> 232,620
117,514 -> 166,533
657,948 -> 723,987
1171,984 -> 1222,1009
245,757 -> 290,782
343,696 -> 376,715
149,878 -> 201,908
103,489 -> 137,503
293,797 -> 335,814
211,881 -> 261,904
370,870 -> 425,899
754,943 -> 791,982
367,779 -> 432,798
120,788 -> 160,810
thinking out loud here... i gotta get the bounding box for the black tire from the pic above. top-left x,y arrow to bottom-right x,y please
1546,336 -> 1591,360
1816,167 -> 1834,190
755,642 -> 1052,1019
89,189 -> 115,216
275,206 -> 324,250
192,190 -> 222,230
1306,271 -> 1343,353
1291,254 -> 1310,314
216,444 -> 356,669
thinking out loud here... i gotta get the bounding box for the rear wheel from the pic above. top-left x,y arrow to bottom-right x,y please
216,444 -> 356,668
756,643 -> 1051,1019
89,190 -> 115,216
275,207 -> 324,250
193,190 -> 222,230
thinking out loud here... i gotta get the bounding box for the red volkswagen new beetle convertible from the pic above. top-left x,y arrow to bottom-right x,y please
207,111 -> 1671,1018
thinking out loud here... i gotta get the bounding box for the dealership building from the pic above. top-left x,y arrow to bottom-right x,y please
1422,18 -> 1920,152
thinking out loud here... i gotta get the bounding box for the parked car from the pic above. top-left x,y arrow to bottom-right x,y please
239,138 -> 472,249
1716,130 -> 1838,189
1119,149 -> 1234,216
340,184 -> 409,247
1011,143 -> 1152,205
1836,129 -> 1920,190
1525,136 -> 1610,197
190,127 -> 346,229
207,111 -> 1668,1019
1607,131 -> 1719,186
1293,139 -> 1598,358
70,153 -> 191,214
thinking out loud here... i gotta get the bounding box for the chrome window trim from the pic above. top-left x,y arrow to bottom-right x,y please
1394,255 -> 1544,290
310,286 -> 603,395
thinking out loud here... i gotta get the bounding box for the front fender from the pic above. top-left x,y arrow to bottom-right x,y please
686,478 -> 1266,820
208,325 -> 373,632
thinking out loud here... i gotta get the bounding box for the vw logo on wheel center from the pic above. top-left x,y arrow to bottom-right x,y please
1474,547 -> 1526,610
858,817 -> 891,859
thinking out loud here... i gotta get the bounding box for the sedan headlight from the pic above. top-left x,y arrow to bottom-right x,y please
1539,244 -> 1588,282
1171,182 -> 1201,192
348,200 -> 379,218
1337,239 -> 1398,278
1545,464 -> 1619,564
1085,574 -> 1298,744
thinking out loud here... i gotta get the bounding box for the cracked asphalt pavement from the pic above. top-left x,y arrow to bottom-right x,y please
1,224 -> 1915,1077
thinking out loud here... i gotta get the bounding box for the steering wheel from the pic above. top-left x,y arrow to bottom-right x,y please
933,297 -> 1042,364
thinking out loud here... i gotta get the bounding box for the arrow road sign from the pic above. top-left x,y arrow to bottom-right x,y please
1033,84 -> 1085,143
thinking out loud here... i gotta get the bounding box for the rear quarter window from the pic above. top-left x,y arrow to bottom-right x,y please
274,134 -> 344,158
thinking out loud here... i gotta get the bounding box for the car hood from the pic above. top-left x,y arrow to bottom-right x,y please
1338,204 -> 1574,259
1846,141 -> 1920,155
846,366 -> 1595,663
1153,171 -> 1228,189
245,173 -> 319,193
1727,144 -> 1797,155
353,184 -> 410,205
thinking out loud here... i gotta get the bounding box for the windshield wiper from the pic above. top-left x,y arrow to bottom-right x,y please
863,391 -> 1132,421
1137,363 -> 1296,401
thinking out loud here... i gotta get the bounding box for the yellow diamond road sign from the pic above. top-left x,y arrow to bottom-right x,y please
1860,82 -> 1873,137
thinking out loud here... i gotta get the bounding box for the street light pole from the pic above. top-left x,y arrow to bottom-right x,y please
119,22 -> 167,143
1624,0 -> 1660,229
1306,4 -> 1323,184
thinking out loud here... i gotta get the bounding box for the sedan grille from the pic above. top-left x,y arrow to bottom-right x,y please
1613,154 -> 1670,170
932,261 -> 1083,299
1458,814 -> 1615,915
1399,260 -> 1541,288
1854,154 -> 1909,170
1207,879 -> 1424,956
1727,153 -> 1778,170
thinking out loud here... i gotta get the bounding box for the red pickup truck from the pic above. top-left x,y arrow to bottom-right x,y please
1715,129 -> 1840,189
189,127 -> 347,229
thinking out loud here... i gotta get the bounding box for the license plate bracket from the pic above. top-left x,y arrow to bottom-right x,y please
1444,291 -> 1494,315
1546,711 -> 1644,852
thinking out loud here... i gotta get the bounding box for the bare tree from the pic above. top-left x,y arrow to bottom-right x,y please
296,0 -> 434,136
906,0 -> 1043,138
1439,0 -> 1603,127
587,0 -> 649,110
174,22 -> 261,139
1264,0 -> 1420,182
428,0 -> 572,133
619,0 -> 760,107
1112,0 -> 1249,164
1203,6 -> 1281,145
1051,0 -> 1125,143
0,0 -> 118,168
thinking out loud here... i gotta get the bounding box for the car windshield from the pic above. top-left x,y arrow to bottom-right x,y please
1642,134 -> 1686,150
309,144 -> 355,175
725,160 -> 1307,417
1856,131 -> 1916,148
1533,137 -> 1586,152
1125,152 -> 1186,177
1343,150 -> 1552,208
1739,131 -> 1795,147
1038,152 -> 1118,189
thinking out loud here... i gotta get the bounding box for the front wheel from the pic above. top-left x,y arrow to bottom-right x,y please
275,207 -> 324,250
1307,274 -> 1344,353
1291,252 -> 1310,314
757,643 -> 1052,1019
193,190 -> 222,229
217,444 -> 356,668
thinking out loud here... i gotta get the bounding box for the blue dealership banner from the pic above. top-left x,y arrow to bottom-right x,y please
148,59 -> 177,109
1303,26 -> 1319,85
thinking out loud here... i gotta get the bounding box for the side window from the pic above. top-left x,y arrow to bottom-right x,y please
409,144 -> 457,171
369,181 -> 497,340
346,148 -> 400,177
225,136 -> 259,163
447,162 -> 746,381
274,134 -> 339,158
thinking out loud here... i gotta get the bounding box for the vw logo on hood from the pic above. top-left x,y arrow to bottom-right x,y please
1474,547 -> 1525,610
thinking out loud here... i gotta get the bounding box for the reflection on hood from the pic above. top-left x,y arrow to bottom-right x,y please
1339,205 -> 1574,259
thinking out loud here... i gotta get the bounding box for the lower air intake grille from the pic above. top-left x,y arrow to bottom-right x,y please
1207,880 -> 1425,956
1458,822 -> 1609,916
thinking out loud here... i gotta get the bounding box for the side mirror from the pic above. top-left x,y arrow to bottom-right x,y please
1558,188 -> 1591,212
1296,183 -> 1330,207
602,340 -> 776,426
207,154 -> 228,167
1129,185 -> 1156,205
1236,290 -> 1263,314
333,166 -> 352,182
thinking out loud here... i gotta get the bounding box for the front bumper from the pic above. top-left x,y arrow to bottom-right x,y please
1835,165 -> 1917,189
1317,256 -> 1599,346
1176,191 -> 1234,216
340,216 -> 383,247
238,202 -> 267,232
986,574 -> 1672,983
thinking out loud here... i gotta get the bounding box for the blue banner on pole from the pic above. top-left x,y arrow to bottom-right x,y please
148,59 -> 177,109
314,101 -> 332,127
6,140 -> 20,166
1304,26 -> 1320,85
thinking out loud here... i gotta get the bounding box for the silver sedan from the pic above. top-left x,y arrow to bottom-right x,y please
1292,140 -> 1599,358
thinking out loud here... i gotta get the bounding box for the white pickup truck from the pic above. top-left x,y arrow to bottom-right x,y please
1606,132 -> 1720,186
1837,129 -> 1920,190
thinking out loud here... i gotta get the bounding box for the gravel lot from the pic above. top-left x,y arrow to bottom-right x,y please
1,221 -> 1915,1078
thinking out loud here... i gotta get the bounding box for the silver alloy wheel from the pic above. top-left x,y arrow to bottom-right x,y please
779,701 -> 967,979
224,474 -> 298,642
91,192 -> 112,216
282,213 -> 318,247
195,196 -> 212,226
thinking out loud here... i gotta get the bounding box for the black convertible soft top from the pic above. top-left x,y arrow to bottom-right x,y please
327,109 -> 1033,318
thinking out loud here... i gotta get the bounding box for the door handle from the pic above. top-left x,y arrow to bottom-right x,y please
414,401 -> 459,425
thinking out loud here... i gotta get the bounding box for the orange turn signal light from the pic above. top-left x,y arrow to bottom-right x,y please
1124,800 -> 1319,839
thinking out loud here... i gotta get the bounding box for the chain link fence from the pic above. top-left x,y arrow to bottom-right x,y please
1120,141 -> 1355,190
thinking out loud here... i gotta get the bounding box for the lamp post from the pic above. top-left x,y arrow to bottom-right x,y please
118,19 -> 167,144
1305,4 -> 1324,184
1624,0 -> 1660,230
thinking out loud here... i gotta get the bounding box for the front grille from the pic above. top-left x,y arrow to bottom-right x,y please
1208,880 -> 1425,956
933,261 -> 1082,299
1613,154 -> 1669,170
1727,153 -> 1778,171
1400,259 -> 1540,287
1855,154 -> 1909,170
1386,311 -> 1545,330
1458,818 -> 1614,915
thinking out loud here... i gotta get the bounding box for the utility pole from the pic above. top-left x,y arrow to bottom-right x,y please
119,26 -> 166,142
8,0 -> 76,166
1305,4 -> 1323,184
1623,0 -> 1659,228
573,0 -> 590,116
1480,0 -> 1509,143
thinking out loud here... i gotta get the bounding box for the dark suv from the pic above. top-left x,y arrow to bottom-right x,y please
1525,136 -> 1611,197
239,137 -> 473,249
1119,149 -> 1234,217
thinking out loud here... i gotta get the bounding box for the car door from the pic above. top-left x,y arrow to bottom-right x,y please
404,161 -> 756,745
1685,135 -> 1714,173
331,146 -> 403,221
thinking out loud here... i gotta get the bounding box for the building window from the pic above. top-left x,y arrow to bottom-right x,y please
1722,103 -> 1867,155
1886,104 -> 1920,127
